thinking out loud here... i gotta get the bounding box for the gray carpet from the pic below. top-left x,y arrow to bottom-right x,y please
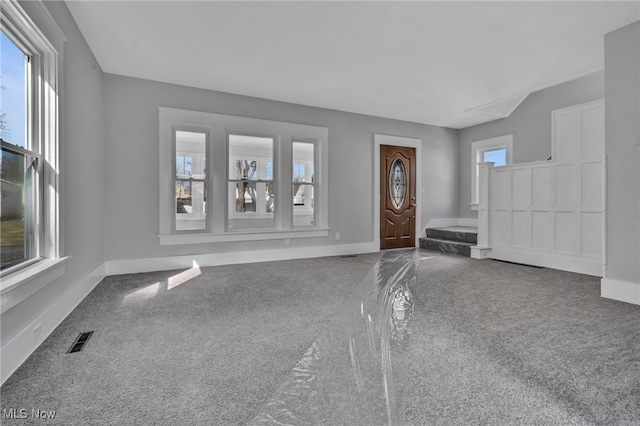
0,253 -> 381,425
1,250 -> 639,425
399,255 -> 640,425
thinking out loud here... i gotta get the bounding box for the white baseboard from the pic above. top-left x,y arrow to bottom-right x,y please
105,242 -> 378,276
0,263 -> 105,385
488,247 -> 602,277
426,218 -> 478,230
601,278 -> 640,305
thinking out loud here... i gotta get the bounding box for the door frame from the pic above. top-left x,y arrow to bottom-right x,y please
373,134 -> 422,250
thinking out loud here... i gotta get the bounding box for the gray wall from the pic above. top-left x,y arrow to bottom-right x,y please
2,2 -> 106,345
457,71 -> 605,218
604,21 -> 640,285
103,74 -> 459,261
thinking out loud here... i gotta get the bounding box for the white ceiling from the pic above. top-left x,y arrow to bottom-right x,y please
65,1 -> 639,129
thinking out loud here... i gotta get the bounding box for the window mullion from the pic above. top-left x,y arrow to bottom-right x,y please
277,135 -> 292,230
210,128 -> 226,233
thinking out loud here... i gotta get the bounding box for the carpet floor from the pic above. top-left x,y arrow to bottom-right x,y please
1,250 -> 639,425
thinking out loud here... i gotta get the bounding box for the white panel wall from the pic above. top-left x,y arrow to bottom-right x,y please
484,100 -> 604,276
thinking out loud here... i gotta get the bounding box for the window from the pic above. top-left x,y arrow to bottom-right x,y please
1,0 -> 62,295
228,134 -> 275,229
482,148 -> 507,167
292,141 -> 315,227
159,108 -> 328,245
470,135 -> 513,209
175,130 -> 207,231
1,31 -> 34,270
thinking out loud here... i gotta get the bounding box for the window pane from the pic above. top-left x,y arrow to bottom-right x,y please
292,142 -> 314,183
227,182 -> 275,229
175,131 -> 206,231
483,148 -> 506,167
266,181 -> 275,213
265,161 -> 273,180
233,160 -> 257,180
1,146 -> 36,269
389,159 -> 406,209
293,184 -> 314,227
293,163 -> 305,182
1,32 -> 27,148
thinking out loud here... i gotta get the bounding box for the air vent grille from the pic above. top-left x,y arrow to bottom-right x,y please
67,331 -> 94,354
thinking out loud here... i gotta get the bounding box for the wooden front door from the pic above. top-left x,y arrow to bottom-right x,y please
380,145 -> 416,250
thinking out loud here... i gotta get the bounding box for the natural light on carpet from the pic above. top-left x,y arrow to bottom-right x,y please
168,261 -> 202,290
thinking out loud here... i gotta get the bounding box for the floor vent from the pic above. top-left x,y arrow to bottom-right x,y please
338,254 -> 357,258
67,331 -> 94,354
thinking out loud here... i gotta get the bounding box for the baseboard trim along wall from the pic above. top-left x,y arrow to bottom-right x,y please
489,247 -> 602,277
105,242 -> 378,275
601,278 -> 640,305
1,263 -> 106,385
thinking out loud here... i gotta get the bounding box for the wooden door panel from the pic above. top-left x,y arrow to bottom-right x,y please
400,216 -> 412,238
380,145 -> 416,250
384,218 -> 396,238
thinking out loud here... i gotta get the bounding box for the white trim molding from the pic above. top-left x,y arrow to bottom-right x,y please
1,257 -> 68,314
1,263 -> 105,385
601,278 -> 640,305
159,228 -> 329,245
105,242 -> 377,276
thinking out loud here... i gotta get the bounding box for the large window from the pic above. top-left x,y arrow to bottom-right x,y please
159,108 -> 328,245
1,31 -> 34,270
1,0 -> 61,283
470,134 -> 513,209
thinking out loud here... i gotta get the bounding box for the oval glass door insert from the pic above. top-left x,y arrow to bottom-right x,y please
389,159 -> 406,209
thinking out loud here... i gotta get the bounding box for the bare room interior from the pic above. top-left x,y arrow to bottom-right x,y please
1,1 -> 639,424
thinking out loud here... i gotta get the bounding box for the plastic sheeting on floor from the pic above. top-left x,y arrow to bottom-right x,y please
251,250 -> 419,426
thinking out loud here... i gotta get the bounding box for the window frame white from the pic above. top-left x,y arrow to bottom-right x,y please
158,107 -> 329,245
0,0 -> 65,305
470,134 -> 513,210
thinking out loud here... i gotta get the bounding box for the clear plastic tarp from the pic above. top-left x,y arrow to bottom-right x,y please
251,250 -> 419,426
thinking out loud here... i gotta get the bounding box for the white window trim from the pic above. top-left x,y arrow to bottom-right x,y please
470,134 -> 513,210
158,107 -> 329,245
0,0 -> 64,306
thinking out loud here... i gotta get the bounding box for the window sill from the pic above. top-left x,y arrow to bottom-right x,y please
1,257 -> 69,314
469,203 -> 479,211
158,228 -> 330,246
228,214 -> 274,220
